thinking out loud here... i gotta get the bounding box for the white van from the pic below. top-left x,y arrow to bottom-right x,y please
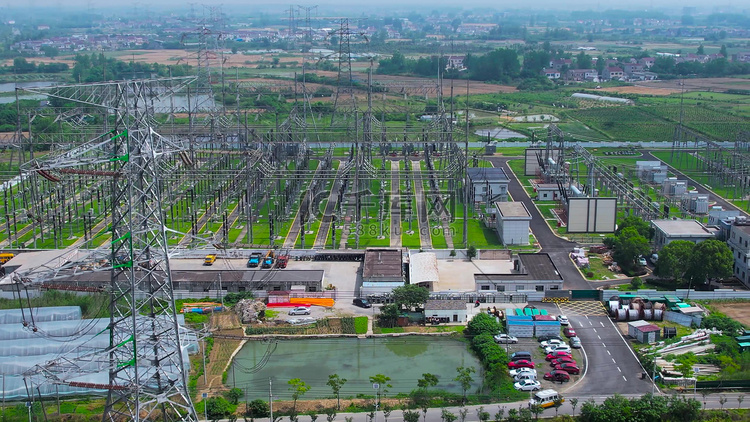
529,389 -> 564,408
514,372 -> 537,382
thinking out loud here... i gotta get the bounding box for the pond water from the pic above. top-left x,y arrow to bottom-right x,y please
474,127 -> 527,139
0,81 -> 58,93
228,336 -> 482,399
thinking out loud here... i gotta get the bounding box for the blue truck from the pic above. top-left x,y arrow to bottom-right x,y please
247,252 -> 262,268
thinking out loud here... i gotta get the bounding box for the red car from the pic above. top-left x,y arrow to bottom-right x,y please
563,327 -> 577,338
507,360 -> 535,369
552,363 -> 581,375
543,370 -> 571,383
545,351 -> 572,361
550,356 -> 577,366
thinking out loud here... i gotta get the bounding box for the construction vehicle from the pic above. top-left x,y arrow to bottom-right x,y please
275,255 -> 289,269
261,250 -> 275,269
203,254 -> 217,266
247,252 -> 262,268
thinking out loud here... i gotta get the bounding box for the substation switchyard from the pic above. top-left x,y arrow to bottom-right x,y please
0,19 -> 475,421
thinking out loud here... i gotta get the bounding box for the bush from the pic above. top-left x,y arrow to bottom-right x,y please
466,313 -> 500,336
630,276 -> 643,289
246,399 -> 270,418
702,315 -> 744,335
206,397 -> 234,420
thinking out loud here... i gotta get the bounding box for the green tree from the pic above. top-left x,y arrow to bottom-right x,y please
476,406 -> 490,422
40,45 -> 59,58
325,408 -> 337,422
613,227 -> 650,269
369,374 -> 392,400
529,403 -> 544,420
392,284 -> 430,310
655,240 -> 694,280
467,245 -> 477,260
686,239 -> 732,286
630,276 -> 643,290
454,366 -> 475,404
441,409 -> 457,422
616,215 -> 652,239
697,44 -> 705,55
378,303 -> 400,328
675,353 -> 697,378
288,378 -> 310,413
552,398 -> 564,417
223,387 -> 243,405
576,51 -> 592,69
720,44 -> 728,58
206,397 -> 233,421
327,374 -> 347,410
245,399 -> 269,418
466,312 -> 500,335
569,398 -> 579,416
417,373 -> 439,389
403,410 -> 421,422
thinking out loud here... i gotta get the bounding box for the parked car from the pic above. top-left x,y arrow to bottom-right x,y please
494,333 -> 519,344
509,368 -> 537,378
650,253 -> 659,264
550,356 -> 577,366
510,351 -> 532,361
513,379 -> 542,391
546,351 -> 572,361
541,339 -> 565,348
507,360 -> 535,369
557,315 -> 570,325
514,372 -> 537,382
544,344 -> 572,354
552,363 -> 581,375
353,298 -> 372,308
638,256 -> 647,266
543,370 -> 571,383
569,337 -> 582,349
537,334 -> 564,342
563,327 -> 577,338
288,307 -> 311,316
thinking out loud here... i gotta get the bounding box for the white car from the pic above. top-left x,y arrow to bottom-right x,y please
544,344 -> 572,354
494,333 -> 519,344
288,307 -> 311,315
557,315 -> 570,326
540,339 -> 565,349
509,368 -> 537,378
513,379 -> 542,391
638,256 -> 647,266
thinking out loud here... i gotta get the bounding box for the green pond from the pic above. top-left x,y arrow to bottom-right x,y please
228,337 -> 482,399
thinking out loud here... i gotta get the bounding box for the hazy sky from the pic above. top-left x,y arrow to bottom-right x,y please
11,0 -> 734,13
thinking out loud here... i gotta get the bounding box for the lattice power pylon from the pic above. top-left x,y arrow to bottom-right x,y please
20,77 -> 199,422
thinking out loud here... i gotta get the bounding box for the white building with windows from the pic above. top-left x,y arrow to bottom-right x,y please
467,167 -> 509,204
474,253 -> 563,293
728,218 -> 750,287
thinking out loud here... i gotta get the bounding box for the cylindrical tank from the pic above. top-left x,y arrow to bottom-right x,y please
643,309 -> 653,320
617,309 -> 628,321
643,301 -> 653,310
628,309 -> 640,321
609,296 -> 620,302
610,305 -> 619,316
631,302 -> 641,312
653,309 -> 664,321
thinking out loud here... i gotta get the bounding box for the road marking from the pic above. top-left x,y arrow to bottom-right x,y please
592,328 -> 597,333
602,342 -> 606,347
607,350 -> 611,356
604,316 -> 661,394
589,320 -> 593,325
617,367 -> 622,372
612,358 -> 617,364
623,376 -> 627,381
597,335 -> 601,339
600,321 -> 605,327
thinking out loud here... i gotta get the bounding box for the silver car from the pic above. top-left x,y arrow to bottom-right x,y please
288,307 -> 311,315
494,333 -> 519,344
570,336 -> 582,349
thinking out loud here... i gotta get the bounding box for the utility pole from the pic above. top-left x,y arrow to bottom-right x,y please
269,378 -> 273,422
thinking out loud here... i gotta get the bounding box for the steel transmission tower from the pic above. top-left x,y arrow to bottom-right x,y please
21,77 -> 199,422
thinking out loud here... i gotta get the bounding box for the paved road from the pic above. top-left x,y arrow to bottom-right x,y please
488,157 -> 591,290
390,161 -> 402,247
206,392 -> 746,422
641,150 -> 749,217
411,161 -> 432,248
314,160 -> 347,249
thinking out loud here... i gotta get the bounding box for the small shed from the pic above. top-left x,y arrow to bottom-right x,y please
507,315 -> 534,338
424,300 -> 467,324
534,320 -> 561,338
628,320 -> 661,344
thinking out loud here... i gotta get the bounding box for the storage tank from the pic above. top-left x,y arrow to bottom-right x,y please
653,309 -> 664,321
643,309 -> 653,320
616,309 -> 628,321
628,309 -> 640,321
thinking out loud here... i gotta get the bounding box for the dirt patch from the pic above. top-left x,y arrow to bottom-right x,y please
711,302 -> 750,327
641,77 -> 750,93
197,312 -> 244,394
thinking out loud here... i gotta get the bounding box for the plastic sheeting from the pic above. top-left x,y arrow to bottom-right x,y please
0,306 -> 197,399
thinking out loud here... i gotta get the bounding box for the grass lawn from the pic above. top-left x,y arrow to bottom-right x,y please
584,257 -> 619,281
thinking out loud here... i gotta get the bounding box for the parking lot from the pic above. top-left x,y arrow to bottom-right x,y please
504,333 -> 584,392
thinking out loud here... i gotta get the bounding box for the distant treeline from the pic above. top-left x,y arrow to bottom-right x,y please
71,53 -> 192,83
8,57 -> 69,74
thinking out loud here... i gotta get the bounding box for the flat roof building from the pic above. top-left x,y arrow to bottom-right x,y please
474,253 -> 563,292
493,202 -> 532,245
651,219 -> 718,250
467,167 -> 509,203
361,248 -> 405,296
